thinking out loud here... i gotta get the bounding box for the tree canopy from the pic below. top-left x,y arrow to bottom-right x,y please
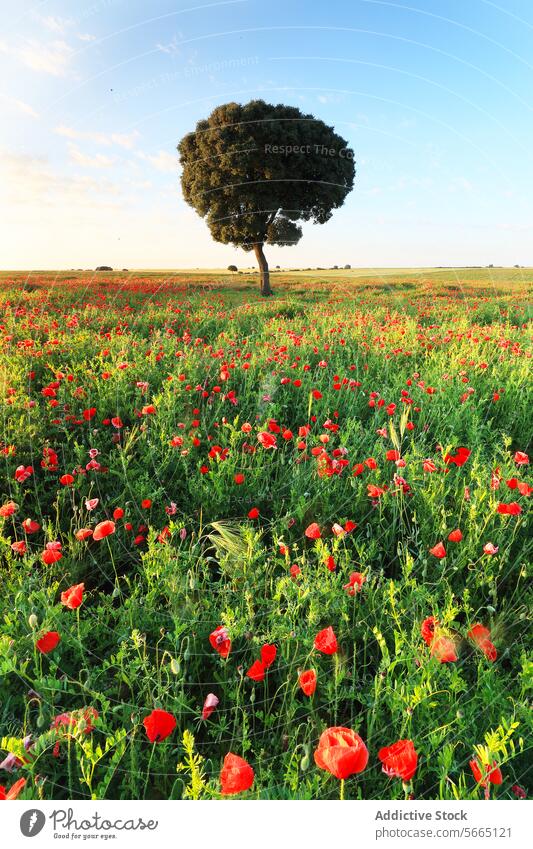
178,100 -> 355,295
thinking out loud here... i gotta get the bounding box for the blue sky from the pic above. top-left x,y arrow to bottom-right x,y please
1,0 -> 532,268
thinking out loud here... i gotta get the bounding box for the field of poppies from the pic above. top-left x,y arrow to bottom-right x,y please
0,268 -> 531,802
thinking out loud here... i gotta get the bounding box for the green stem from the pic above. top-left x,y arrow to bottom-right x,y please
143,742 -> 157,799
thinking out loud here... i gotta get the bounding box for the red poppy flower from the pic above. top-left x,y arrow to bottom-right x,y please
444,447 -> 471,467
141,499 -> 152,509
202,693 -> 219,720
325,554 -> 336,572
0,777 -> 26,800
468,624 -> 497,662
93,520 -> 116,540
260,644 -> 277,668
483,542 -> 499,555
248,507 -> 259,519
113,507 -> 124,520
14,465 -> 33,483
378,739 -> 418,781
314,626 -> 338,655
143,709 -> 176,743
234,473 -> 245,484
220,752 -> 254,795
470,758 -> 502,787
497,502 -> 522,515
386,449 -> 400,461
367,483 -> 386,499
60,474 -> 74,486
257,432 -> 277,449
246,660 -> 265,682
36,630 -> 60,654
0,500 -> 18,517
50,706 -> 98,744
430,635 -> 457,663
448,528 -> 463,542
314,727 -> 369,779
299,669 -> 317,696
429,542 -> 446,559
209,626 -> 231,659
61,583 -> 84,609
22,518 -> 40,534
514,451 -> 528,466
42,543 -> 62,564
305,522 -> 321,540
11,540 -> 26,555
343,572 -> 365,596
421,616 -> 437,646
75,528 -> 93,541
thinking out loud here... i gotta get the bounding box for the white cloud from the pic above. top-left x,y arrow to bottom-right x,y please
0,149 -> 121,206
0,93 -> 39,118
0,38 -> 73,76
109,132 -> 140,150
68,144 -> 116,169
137,150 -> 177,173
55,125 -> 140,149
38,15 -> 72,34
34,11 -> 96,43
156,35 -> 182,55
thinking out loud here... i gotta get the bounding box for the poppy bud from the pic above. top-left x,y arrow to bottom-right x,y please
28,613 -> 38,630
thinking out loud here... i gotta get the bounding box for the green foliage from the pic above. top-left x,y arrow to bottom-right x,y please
178,100 -> 355,253
0,270 -> 530,800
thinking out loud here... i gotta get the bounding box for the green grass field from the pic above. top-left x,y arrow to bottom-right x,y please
0,269 -> 531,801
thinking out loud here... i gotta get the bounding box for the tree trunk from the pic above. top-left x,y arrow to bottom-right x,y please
253,243 -> 273,297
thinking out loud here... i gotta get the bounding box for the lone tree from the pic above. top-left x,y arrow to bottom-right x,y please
178,100 -> 355,296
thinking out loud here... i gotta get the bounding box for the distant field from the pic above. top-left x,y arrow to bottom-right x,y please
0,269 -> 530,801
1,266 -> 531,302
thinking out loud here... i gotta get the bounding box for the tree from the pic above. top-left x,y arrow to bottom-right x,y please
178,100 -> 355,296
227,264 -> 238,272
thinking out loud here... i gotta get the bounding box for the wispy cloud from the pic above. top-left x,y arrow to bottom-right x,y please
0,38 -> 73,76
56,125 -> 140,149
0,149 -> 122,207
34,11 -> 96,44
68,144 -> 116,169
156,34 -> 183,55
38,15 -> 72,35
0,93 -> 39,118
137,150 -> 177,173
